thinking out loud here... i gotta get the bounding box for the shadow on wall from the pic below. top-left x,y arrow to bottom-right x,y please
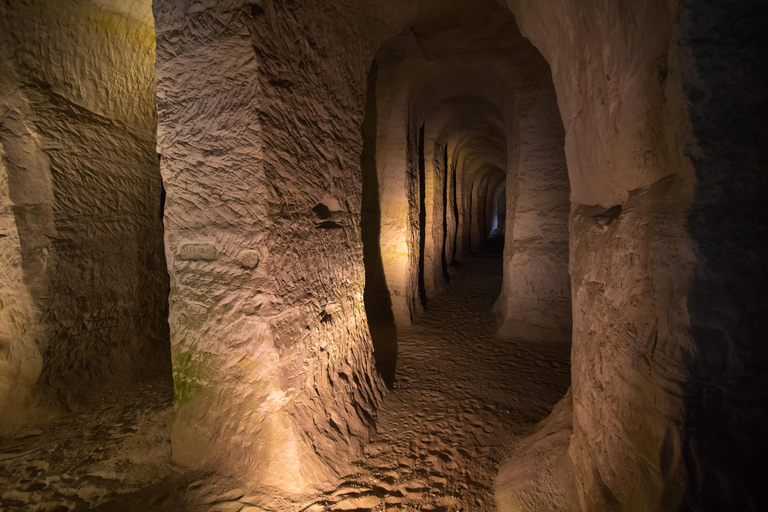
486,183 -> 506,252
0,0 -> 173,421
682,1 -> 768,509
440,146 -> 451,280
417,123 -> 428,310
361,60 -> 397,389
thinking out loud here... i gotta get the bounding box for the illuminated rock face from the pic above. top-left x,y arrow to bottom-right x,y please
153,0 -> 767,506
496,1 -> 768,510
2,0 -> 764,509
366,3 -> 569,328
0,0 -> 168,429
498,0 -> 700,507
153,1 -> 390,490
493,72 -> 571,343
150,0 -> 575,492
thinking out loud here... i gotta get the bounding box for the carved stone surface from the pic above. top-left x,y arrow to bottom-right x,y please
153,0 -> 395,491
1,1 -> 764,510
178,243 -> 218,261
497,0 -> 768,510
0,0 -> 169,429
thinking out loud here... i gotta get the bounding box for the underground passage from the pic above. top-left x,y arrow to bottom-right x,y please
0,1 -> 766,511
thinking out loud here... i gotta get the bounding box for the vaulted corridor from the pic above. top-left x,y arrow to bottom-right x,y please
1,1 -> 766,511
316,253 -> 570,511
0,254 -> 571,511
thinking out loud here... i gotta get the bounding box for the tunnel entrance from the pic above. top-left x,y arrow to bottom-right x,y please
359,4 -> 573,506
361,0 -> 572,376
2,1 -> 763,510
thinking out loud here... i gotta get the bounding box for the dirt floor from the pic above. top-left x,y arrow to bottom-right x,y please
0,253 -> 571,511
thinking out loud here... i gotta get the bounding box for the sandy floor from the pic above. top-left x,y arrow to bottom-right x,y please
0,254 -> 571,511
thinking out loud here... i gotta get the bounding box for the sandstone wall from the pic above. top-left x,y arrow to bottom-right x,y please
494,74 -> 571,343
152,0 -> 575,492
152,0 -> 768,506
468,168 -> 498,253
153,0 -> 397,492
498,0 -> 768,509
438,101 -> 507,264
497,0 -> 696,506
484,173 -> 506,239
370,5 -> 529,321
0,0 -> 169,429
423,121 -> 449,298
488,181 -> 506,238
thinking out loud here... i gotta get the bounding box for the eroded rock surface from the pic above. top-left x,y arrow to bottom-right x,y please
0,255 -> 572,512
496,0 -> 768,510
153,0 -> 393,491
0,0 -> 169,429
3,1 -> 765,510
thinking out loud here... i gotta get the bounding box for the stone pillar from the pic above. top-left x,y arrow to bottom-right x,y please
494,76 -> 571,342
154,0 -> 386,492
0,0 -> 168,428
497,0 -> 768,509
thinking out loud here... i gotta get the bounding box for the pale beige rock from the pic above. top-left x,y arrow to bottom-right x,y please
495,0 -> 768,510
332,495 -> 381,510
493,73 -> 571,343
496,390 -> 577,512
1,1 -> 763,511
366,0 -> 564,328
0,0 -> 168,430
153,0 -> 393,492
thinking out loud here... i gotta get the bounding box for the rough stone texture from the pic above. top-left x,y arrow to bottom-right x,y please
494,74 -> 571,343
4,0 -> 763,509
0,0 -> 169,430
153,0 -> 395,492
310,255 -> 571,512
0,255 -> 572,512
486,180 -> 506,238
422,129 -> 447,299
446,102 -> 508,261
496,391 -> 577,512
497,0 -> 768,510
0,380 -> 178,511
152,0 -> 579,495
369,2 -> 568,329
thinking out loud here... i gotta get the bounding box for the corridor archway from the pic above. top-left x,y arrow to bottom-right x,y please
358,3 -> 573,507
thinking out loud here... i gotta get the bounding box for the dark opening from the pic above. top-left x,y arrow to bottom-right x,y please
417,123 -> 428,309
441,145 -> 450,280
451,159 -> 459,265
361,59 -> 397,388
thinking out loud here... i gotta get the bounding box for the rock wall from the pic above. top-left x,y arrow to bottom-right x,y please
436,99 -> 507,266
423,128 -> 447,298
498,0 -> 768,510
468,168 -> 502,253
0,0 -> 169,429
483,173 -> 505,240
489,182 -> 506,238
677,1 -> 768,508
494,73 -> 571,343
370,5 -> 547,321
3,0 -> 761,507
151,0 -> 766,505
497,0 -> 697,507
153,0 -> 394,492
152,0 -> 577,493
371,34 -> 416,323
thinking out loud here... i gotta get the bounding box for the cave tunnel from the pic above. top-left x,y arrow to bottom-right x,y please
1,1 -> 767,511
